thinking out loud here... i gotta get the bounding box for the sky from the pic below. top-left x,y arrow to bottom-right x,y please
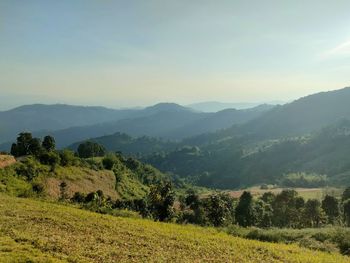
1,0 -> 350,110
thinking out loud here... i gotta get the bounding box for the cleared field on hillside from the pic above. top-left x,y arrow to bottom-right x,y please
0,194 -> 349,262
44,166 -> 119,200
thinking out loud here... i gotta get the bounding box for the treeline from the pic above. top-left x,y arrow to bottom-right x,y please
68,181 -> 350,230
278,173 -> 328,188
180,188 -> 350,229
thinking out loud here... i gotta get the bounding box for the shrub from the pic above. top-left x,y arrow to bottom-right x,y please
71,192 -> 86,203
32,182 -> 45,194
102,155 -> 116,170
39,151 -> 60,167
15,157 -> 42,181
59,150 -> 77,166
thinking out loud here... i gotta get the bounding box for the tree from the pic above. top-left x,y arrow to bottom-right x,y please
11,132 -> 45,157
28,138 -> 43,156
260,192 -> 276,204
302,199 -> 326,228
42,135 -> 56,152
206,193 -> 235,227
322,195 -> 340,224
11,132 -> 36,157
185,189 -> 200,210
77,141 -> 106,158
178,189 -> 208,225
10,143 -> 18,157
235,191 -> 255,227
342,187 -> 350,202
254,199 -> 273,228
148,181 -> 175,222
343,199 -> 350,227
272,190 -> 302,228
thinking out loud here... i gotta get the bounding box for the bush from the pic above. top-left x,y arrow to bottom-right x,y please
59,150 -> 77,166
39,151 -> 60,167
102,155 -> 116,170
71,192 -> 86,203
32,182 -> 45,194
15,157 -> 42,181
338,236 -> 350,255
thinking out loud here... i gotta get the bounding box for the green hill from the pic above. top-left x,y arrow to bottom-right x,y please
0,194 -> 348,262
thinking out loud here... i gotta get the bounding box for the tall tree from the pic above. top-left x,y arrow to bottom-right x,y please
42,135 -> 56,152
343,199 -> 350,227
207,193 -> 235,227
13,132 -> 33,156
235,191 -> 255,227
272,190 -> 302,228
342,187 -> 350,202
28,138 -> 42,156
322,195 -> 340,224
148,181 -> 175,222
303,199 -> 326,228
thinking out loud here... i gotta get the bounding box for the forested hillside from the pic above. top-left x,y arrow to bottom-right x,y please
146,88 -> 350,189
69,132 -> 177,156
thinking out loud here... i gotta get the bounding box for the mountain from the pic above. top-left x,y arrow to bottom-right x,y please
239,87 -> 350,139
188,101 -> 282,112
164,104 -> 275,139
0,103 -> 271,149
0,104 -> 137,144
147,87 -> 350,188
32,105 -> 205,148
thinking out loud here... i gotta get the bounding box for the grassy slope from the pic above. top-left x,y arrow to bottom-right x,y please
0,194 -> 349,263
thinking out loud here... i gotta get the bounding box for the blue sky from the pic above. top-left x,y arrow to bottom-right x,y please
1,0 -> 350,109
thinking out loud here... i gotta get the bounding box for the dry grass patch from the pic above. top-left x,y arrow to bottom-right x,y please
0,155 -> 16,169
44,167 -> 118,200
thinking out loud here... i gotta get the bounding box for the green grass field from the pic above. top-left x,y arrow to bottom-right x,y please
0,194 -> 349,262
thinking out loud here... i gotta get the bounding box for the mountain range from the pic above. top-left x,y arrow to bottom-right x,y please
146,87 -> 350,188
2,87 -> 350,189
0,102 -> 274,149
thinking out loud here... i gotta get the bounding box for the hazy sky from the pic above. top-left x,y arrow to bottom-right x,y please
1,0 -> 350,109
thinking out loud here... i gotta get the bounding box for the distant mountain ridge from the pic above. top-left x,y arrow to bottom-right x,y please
0,104 -> 136,144
0,102 -> 273,149
188,101 -> 283,112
